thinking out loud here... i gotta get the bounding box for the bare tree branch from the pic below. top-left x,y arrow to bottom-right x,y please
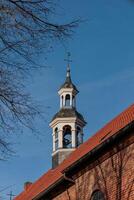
0,0 -> 80,158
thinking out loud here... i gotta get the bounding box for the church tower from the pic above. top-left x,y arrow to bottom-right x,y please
50,55 -> 86,168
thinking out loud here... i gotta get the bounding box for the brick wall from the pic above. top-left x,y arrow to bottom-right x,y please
49,130 -> 134,200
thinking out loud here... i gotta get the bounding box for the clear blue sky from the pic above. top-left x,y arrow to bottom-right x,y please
1,0 -> 134,199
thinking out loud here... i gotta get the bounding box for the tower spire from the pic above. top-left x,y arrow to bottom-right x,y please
59,52 -> 79,93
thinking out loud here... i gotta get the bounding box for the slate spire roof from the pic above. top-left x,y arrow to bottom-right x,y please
59,64 -> 79,93
51,107 -> 86,123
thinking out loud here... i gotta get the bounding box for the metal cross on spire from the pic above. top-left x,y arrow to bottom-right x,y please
64,52 -> 72,71
64,52 -> 72,78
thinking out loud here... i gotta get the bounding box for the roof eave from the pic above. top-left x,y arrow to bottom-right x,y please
32,174 -> 74,200
32,176 -> 64,200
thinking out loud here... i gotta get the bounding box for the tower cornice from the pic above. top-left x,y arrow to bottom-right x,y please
58,87 -> 79,96
50,117 -> 86,129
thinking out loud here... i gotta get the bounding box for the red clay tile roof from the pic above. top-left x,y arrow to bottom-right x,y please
14,169 -> 63,200
14,104 -> 134,200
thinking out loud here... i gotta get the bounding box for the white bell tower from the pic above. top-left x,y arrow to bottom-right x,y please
50,53 -> 86,168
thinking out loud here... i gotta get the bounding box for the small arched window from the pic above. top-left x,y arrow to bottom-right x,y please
91,190 -> 105,200
72,95 -> 75,107
65,94 -> 70,107
76,127 -> 82,147
61,95 -> 64,107
55,127 -> 58,150
63,125 -> 72,148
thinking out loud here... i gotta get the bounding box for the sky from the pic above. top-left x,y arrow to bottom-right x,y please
1,0 -> 134,199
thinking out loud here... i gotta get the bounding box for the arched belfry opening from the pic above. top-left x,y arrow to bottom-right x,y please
61,95 -> 64,107
50,53 -> 86,168
54,127 -> 58,151
76,126 -> 82,147
65,94 -> 71,107
63,125 -> 72,148
72,95 -> 75,107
